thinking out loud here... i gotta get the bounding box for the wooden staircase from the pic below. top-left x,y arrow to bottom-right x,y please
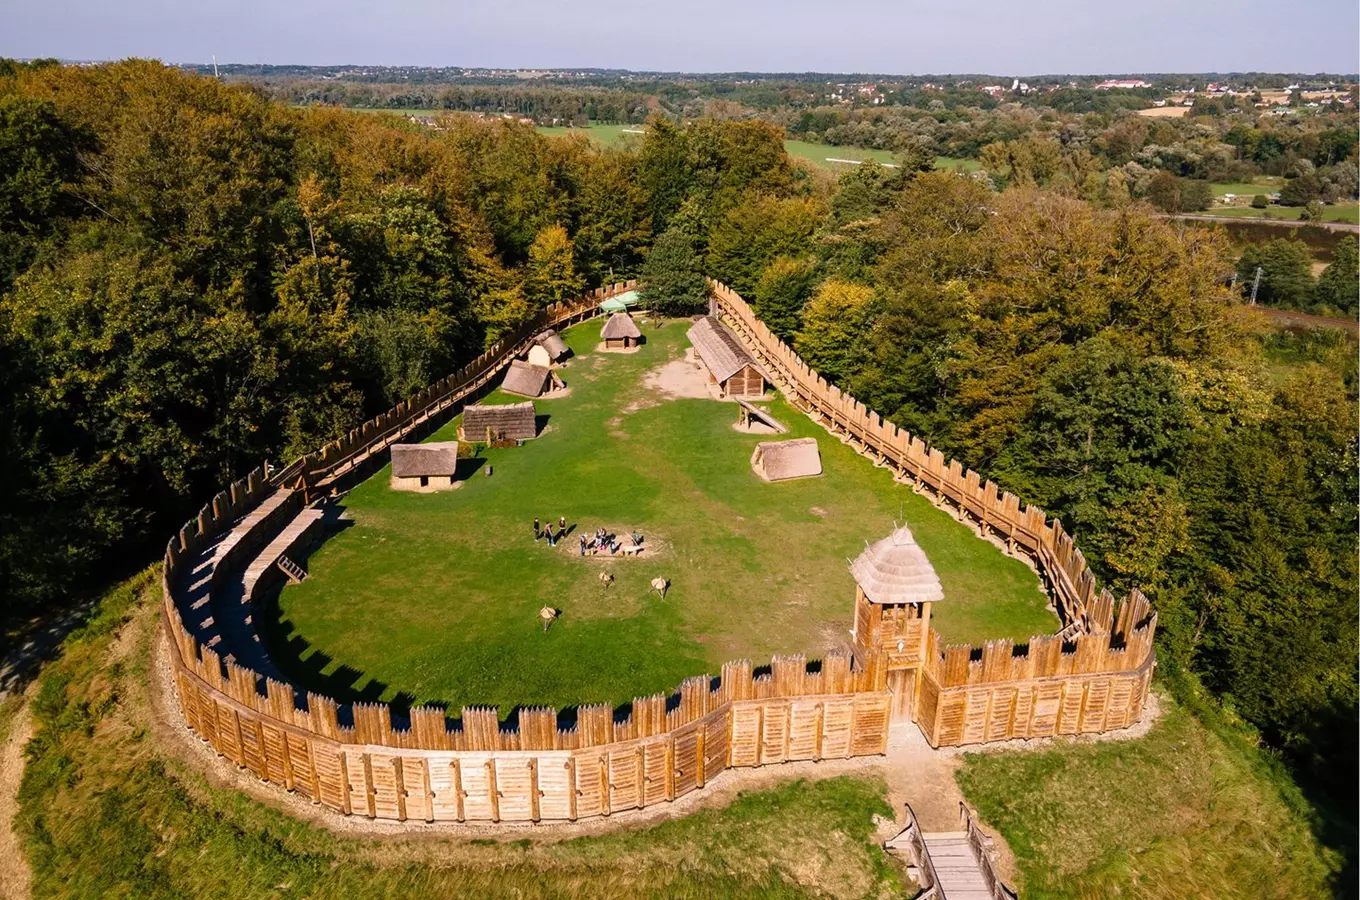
885,803 -> 1016,900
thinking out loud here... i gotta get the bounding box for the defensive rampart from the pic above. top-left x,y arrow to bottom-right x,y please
158,281 -> 1154,825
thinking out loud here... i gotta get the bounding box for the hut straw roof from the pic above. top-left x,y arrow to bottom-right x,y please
462,401 -> 537,441
536,330 -> 569,360
687,315 -> 762,384
601,312 -> 642,340
751,438 -> 822,481
502,359 -> 552,397
848,524 -> 944,605
390,442 -> 460,478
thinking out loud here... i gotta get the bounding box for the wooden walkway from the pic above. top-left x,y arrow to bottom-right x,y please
885,804 -> 1015,900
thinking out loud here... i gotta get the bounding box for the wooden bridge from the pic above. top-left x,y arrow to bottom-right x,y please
885,803 -> 1016,899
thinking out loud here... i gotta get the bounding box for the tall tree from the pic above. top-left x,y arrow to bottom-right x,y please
638,227 -> 710,316
524,224 -> 584,307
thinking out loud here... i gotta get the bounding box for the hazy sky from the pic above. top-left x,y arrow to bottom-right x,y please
6,0 -> 1358,75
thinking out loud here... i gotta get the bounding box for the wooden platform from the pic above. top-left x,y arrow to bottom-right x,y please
884,803 -> 1015,900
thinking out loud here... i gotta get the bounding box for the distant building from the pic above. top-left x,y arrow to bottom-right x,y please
1094,79 -> 1153,90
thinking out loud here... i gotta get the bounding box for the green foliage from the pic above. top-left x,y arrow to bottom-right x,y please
524,224 -> 585,307
1279,173 -> 1323,206
1312,235 -> 1358,316
705,194 -> 822,296
1251,193 -> 1270,208
752,256 -> 818,341
1145,171 -> 1214,212
638,227 -> 710,316
794,278 -> 876,384
1237,238 -> 1315,310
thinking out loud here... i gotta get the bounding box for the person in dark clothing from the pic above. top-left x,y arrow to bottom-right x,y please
533,517 -> 541,539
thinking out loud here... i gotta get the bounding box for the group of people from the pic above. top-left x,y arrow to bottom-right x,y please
578,526 -> 641,557
533,517 -> 644,557
533,516 -> 569,546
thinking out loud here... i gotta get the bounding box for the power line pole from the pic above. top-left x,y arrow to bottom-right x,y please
1249,266 -> 1263,305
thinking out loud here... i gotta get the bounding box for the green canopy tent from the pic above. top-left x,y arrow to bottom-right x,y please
599,290 -> 640,314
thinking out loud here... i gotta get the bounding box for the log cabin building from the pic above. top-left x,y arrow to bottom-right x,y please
687,316 -> 768,398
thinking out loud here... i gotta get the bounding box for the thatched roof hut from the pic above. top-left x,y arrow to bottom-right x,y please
536,329 -> 570,360
750,437 -> 822,481
390,441 -> 460,492
502,359 -> 553,397
687,316 -> 767,398
460,401 -> 538,442
601,312 -> 643,348
848,525 -> 944,606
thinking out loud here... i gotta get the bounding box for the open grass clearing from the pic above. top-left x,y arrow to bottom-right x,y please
955,678 -> 1341,899
16,572 -> 907,900
1209,178 -> 1285,197
272,318 -> 1052,714
1205,203 -> 1359,224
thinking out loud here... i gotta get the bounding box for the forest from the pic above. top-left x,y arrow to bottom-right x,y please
0,59 -> 1355,843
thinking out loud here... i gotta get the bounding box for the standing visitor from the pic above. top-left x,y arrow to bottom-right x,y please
559,515 -> 566,531
533,516 -> 540,540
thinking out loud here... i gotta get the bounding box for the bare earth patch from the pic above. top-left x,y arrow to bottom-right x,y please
642,348 -> 714,400
0,695 -> 33,900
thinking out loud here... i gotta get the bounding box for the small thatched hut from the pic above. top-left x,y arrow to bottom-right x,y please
601,312 -> 643,349
536,329 -> 570,361
459,402 -> 538,443
390,442 -> 460,492
687,316 -> 767,398
502,359 -> 555,397
750,438 -> 822,481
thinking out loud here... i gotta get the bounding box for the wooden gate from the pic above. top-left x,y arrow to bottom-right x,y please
887,668 -> 916,722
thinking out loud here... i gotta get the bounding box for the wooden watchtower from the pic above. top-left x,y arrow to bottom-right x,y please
848,525 -> 944,720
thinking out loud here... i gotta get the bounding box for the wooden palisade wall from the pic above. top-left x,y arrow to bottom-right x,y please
158,281 -> 1154,825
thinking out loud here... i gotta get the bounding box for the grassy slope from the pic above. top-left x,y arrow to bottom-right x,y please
274,320 -> 1052,712
956,679 -> 1340,899
17,572 -> 904,900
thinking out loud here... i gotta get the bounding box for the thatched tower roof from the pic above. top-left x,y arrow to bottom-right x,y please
848,525 -> 944,605
687,315 -> 762,383
601,312 -> 642,340
751,438 -> 822,481
536,330 -> 569,360
502,359 -> 552,397
462,402 -> 537,441
390,442 -> 459,478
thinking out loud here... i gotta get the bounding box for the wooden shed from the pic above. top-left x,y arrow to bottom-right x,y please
601,312 -> 643,349
750,438 -> 822,481
687,316 -> 767,398
459,402 -> 538,443
390,442 -> 460,492
848,524 -> 944,719
502,359 -> 557,397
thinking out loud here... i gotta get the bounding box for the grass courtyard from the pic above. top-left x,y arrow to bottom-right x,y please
272,319 -> 1052,714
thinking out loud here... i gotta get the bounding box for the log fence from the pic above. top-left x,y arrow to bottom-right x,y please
157,279 -> 1155,824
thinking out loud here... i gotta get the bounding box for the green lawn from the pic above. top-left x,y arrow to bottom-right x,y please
1203,203 -> 1360,224
1209,178 -> 1284,197
536,122 -> 647,147
274,319 -> 1052,713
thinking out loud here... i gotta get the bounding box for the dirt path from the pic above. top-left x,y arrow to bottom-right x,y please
0,698 -> 33,900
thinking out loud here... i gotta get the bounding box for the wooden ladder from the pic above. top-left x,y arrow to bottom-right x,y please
277,555 -> 308,584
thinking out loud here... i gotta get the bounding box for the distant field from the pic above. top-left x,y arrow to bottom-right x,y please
1209,178 -> 1284,197
532,125 -> 980,173
535,122 -> 647,147
1136,106 -> 1191,118
1207,203 -> 1359,224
